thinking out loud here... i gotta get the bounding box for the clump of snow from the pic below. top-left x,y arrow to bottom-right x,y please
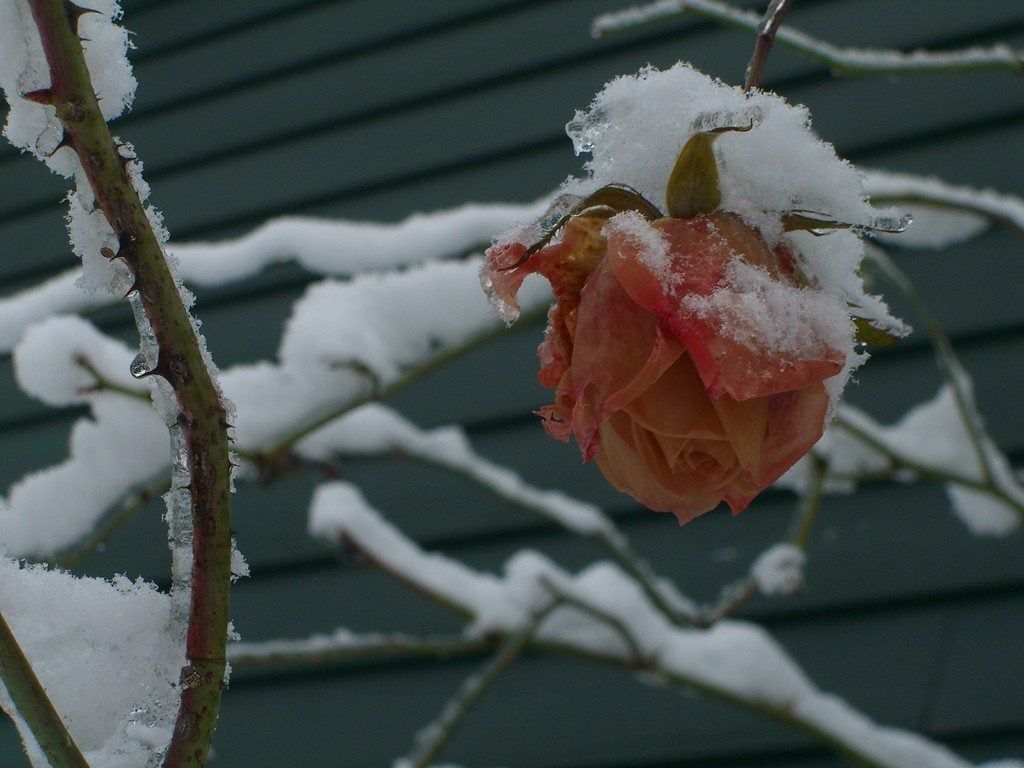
564,63 -> 899,240
0,0 -> 136,175
779,386 -> 1022,536
1,257 -> 551,558
0,394 -> 167,557
308,482 -> 512,628
864,170 -> 1024,245
318,497 -> 985,768
687,258 -> 854,362
281,259 -> 546,385
13,315 -> 142,405
602,210 -> 672,281
0,557 -> 180,768
946,486 -> 1019,537
751,544 -> 806,597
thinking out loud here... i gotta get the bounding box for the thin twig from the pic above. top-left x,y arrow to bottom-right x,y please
229,632 -> 495,674
865,247 -> 994,484
384,442 -> 699,627
52,476 -> 171,571
592,0 -> 1024,76
697,455 -> 827,626
25,2 -> 233,765
538,576 -> 647,663
260,305 -> 547,460
74,354 -> 150,402
743,0 -> 796,91
400,601 -> 558,768
864,171 -> 1024,242
0,612 -> 89,768
832,411 -> 1024,518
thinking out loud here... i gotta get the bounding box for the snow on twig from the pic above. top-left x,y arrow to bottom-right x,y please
307,488 -> 989,768
0,202 -> 547,354
592,0 -> 1024,75
863,170 -> 1024,242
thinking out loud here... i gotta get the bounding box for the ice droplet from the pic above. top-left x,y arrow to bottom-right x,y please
130,353 -> 150,378
689,106 -> 764,134
565,107 -> 607,155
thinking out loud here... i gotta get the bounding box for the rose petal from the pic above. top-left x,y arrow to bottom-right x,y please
624,353 -> 724,440
568,256 -> 666,457
607,214 -> 844,401
595,412 -> 726,523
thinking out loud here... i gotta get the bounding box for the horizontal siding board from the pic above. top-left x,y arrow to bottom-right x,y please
2,23 -> 1021,224
926,593 -> 1024,733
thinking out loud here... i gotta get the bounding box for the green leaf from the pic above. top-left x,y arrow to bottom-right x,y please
854,317 -> 900,346
666,123 -> 753,219
498,184 -> 662,271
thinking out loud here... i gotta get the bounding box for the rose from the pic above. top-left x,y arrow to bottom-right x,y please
483,209 -> 847,524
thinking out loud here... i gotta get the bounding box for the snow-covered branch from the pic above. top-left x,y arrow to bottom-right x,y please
1,257 -> 551,560
299,489 -> 992,768
0,201 -> 546,354
592,0 -> 1024,76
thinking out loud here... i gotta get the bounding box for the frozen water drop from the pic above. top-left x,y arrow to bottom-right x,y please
689,106 -> 764,134
129,353 -> 150,379
565,107 -> 607,155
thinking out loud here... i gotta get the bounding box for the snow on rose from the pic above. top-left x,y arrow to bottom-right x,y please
481,63 -> 909,522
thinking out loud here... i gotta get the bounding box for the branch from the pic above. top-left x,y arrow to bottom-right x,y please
303,406 -> 699,626
314,499 -> 982,768
398,602 -> 557,768
24,2 -> 233,765
0,612 -> 89,768
229,632 -> 495,674
743,0 -> 796,91
592,0 -> 1024,76
52,477 -> 171,571
863,170 -> 1024,242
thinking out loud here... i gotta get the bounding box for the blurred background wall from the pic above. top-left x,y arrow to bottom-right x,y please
0,0 -> 1021,765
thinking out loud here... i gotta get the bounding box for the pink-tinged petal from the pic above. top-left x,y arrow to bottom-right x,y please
758,383 -> 831,487
606,214 -> 844,401
595,412 -> 725,524
538,304 -> 572,388
536,371 -> 574,442
624,352 -> 724,440
482,241 -> 533,318
710,393 -> 769,477
567,256 -> 667,456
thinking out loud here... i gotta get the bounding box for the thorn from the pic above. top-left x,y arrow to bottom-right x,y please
23,88 -> 56,105
64,0 -> 101,32
100,246 -> 119,261
121,278 -> 139,299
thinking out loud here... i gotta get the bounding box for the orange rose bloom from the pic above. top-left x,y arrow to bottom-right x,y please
483,211 -> 845,524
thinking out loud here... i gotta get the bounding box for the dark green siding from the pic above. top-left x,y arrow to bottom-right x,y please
0,0 -> 1022,765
